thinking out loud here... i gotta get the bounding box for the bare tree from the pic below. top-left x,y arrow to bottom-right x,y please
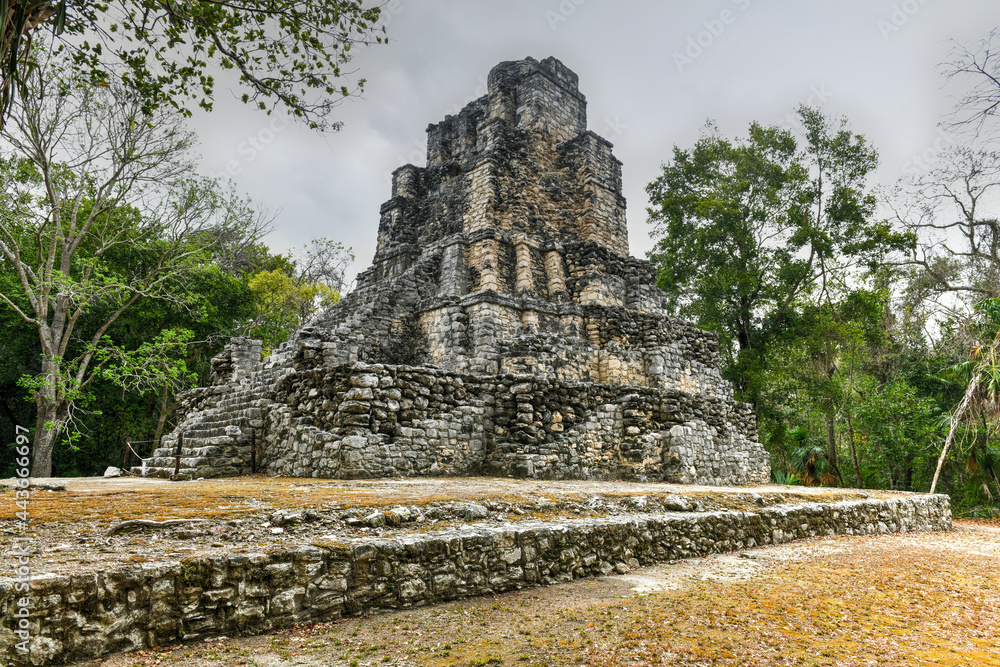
295,239 -> 355,295
0,55 -> 268,477
892,145 -> 1000,309
943,29 -> 1000,139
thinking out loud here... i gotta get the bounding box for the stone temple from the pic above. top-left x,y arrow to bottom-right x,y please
138,57 -> 770,485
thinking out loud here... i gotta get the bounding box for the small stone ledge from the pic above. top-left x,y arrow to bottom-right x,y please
0,495 -> 951,665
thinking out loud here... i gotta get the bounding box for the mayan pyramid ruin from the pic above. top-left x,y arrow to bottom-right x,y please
137,56 -> 770,485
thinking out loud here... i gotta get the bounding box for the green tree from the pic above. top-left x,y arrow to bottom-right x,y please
0,244 -> 259,477
246,239 -> 351,353
759,281 -> 897,488
1,0 -> 386,131
0,57 -> 267,476
647,108 -> 911,407
853,376 -> 940,491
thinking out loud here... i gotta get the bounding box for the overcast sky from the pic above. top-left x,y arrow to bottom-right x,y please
190,1 -> 999,285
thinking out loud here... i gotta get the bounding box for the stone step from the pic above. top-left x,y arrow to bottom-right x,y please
207,403 -> 261,414
133,464 -> 245,480
190,445 -> 250,457
145,370 -> 280,481
172,414 -> 260,428
144,456 -> 215,468
151,442 -> 244,456
141,456 -> 248,472
149,446 -> 252,463
148,444 -> 250,460
133,467 -> 173,479
173,425 -> 260,439
171,417 -> 264,433
157,435 -> 243,451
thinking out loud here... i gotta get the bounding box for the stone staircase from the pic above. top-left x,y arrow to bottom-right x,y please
132,381 -> 272,480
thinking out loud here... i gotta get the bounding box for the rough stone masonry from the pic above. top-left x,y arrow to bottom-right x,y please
1,494 -> 952,665
138,56 -> 771,485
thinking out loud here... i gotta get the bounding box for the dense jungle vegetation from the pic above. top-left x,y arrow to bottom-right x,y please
647,31 -> 1000,514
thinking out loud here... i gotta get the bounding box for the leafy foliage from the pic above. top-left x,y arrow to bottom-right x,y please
0,53 -> 269,475
244,239 -> 351,353
1,2 -> 65,127
930,298 -> 1000,496
1,0 -> 386,131
647,108 -> 1000,512
647,109 -> 912,406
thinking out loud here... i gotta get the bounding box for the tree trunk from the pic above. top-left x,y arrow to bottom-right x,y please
931,374 -> 979,493
846,415 -> 863,489
152,382 -> 173,450
29,353 -> 72,477
31,399 -> 66,478
825,410 -> 839,482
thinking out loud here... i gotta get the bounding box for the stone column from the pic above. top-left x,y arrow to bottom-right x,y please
545,250 -> 567,298
438,241 -> 468,297
391,164 -> 420,199
522,309 -> 539,334
488,87 -> 516,124
560,314 -> 585,338
471,239 -> 502,292
515,242 -> 534,295
464,162 -> 496,234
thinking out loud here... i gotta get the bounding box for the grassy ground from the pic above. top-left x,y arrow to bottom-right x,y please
80,520 -> 999,667
0,476 -> 880,525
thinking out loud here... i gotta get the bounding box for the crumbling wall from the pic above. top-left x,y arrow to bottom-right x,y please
1,496 -> 951,665
140,56 -> 771,484
258,362 -> 767,485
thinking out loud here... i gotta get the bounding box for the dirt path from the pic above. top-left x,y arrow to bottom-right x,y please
78,520 -> 1000,667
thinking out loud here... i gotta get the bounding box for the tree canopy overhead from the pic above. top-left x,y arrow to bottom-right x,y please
1,0 -> 386,132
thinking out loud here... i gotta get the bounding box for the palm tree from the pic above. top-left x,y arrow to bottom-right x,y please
930,298 -> 1000,494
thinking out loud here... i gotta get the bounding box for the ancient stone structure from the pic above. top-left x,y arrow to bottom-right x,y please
137,56 -> 770,484
1,495 -> 953,664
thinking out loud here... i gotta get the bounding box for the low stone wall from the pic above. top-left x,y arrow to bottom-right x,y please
0,495 -> 951,665
261,362 -> 768,484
